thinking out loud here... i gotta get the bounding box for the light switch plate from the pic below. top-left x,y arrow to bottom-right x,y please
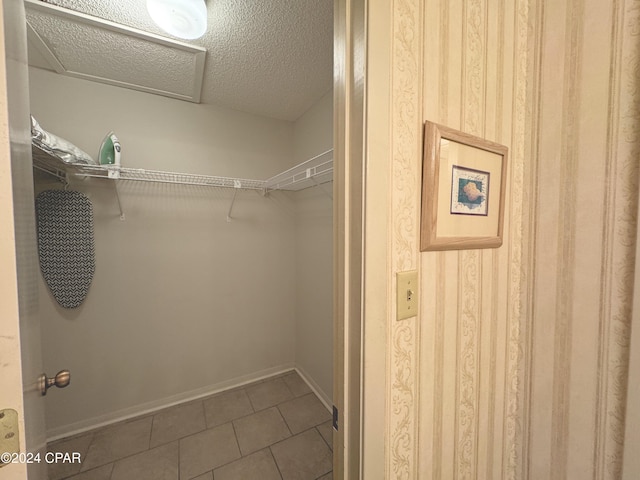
0,409 -> 20,468
397,270 -> 418,320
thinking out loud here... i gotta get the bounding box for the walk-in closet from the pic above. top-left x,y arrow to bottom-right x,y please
23,1 -> 334,478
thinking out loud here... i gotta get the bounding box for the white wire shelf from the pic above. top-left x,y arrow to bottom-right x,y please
32,144 -> 89,181
86,166 -> 268,190
32,144 -> 334,220
32,144 -> 333,193
264,149 -> 333,192
32,145 -> 267,190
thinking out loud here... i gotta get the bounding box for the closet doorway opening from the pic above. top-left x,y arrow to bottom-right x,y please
4,0 -> 365,478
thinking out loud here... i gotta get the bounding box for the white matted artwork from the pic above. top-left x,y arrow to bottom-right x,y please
421,121 -> 508,251
450,165 -> 490,216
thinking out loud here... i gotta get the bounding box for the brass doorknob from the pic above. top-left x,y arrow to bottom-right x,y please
39,370 -> 70,396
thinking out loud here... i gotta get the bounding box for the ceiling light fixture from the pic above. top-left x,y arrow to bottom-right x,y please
146,0 -> 207,40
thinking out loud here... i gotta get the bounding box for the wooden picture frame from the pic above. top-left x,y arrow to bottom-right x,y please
420,121 -> 508,251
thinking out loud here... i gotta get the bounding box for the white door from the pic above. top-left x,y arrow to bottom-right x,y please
0,1 -> 47,479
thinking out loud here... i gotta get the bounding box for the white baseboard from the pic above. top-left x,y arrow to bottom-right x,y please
294,365 -> 332,412
46,363 -> 295,442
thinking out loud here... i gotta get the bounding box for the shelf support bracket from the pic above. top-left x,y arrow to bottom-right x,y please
113,181 -> 125,221
310,175 -> 333,200
226,180 -> 242,222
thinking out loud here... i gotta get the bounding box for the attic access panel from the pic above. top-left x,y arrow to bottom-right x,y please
25,0 -> 206,103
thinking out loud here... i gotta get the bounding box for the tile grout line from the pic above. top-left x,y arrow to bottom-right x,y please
208,447 -> 275,478
315,425 -> 332,452
48,368 -> 299,445
146,411 -> 154,453
269,424 -> 331,448
73,417 -> 154,473
60,461 -> 114,480
275,404 -> 294,437
73,440 -> 180,478
268,425 -> 333,480
244,385 -> 258,412
176,423 -> 181,480
53,372 -> 327,480
205,388 -> 258,429
268,446 -> 285,480
229,416 -> 243,457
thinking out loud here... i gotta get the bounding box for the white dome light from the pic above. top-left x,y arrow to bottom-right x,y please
146,0 -> 207,40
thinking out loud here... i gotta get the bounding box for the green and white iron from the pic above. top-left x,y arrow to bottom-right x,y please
99,132 -> 121,165
98,132 -> 121,178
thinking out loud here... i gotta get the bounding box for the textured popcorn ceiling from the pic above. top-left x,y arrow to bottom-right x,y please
27,0 -> 333,121
27,9 -> 201,98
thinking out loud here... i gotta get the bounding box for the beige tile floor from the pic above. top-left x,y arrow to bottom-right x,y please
47,371 -> 333,480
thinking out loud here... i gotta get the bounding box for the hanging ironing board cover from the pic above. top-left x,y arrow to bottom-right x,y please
36,190 -> 95,308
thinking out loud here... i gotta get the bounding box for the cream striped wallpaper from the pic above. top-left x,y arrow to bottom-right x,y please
525,0 -> 639,479
376,0 -> 639,479
380,0 -> 529,477
415,0 -> 528,479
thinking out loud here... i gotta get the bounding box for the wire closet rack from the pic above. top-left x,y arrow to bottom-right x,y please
32,145 -> 334,221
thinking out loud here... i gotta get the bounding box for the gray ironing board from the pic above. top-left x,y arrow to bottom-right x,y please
36,190 -> 95,308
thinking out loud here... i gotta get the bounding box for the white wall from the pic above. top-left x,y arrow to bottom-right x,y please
292,90 -> 333,404
29,69 -> 295,180
29,68 -> 300,437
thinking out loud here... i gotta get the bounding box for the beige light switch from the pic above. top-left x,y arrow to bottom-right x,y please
397,270 -> 418,320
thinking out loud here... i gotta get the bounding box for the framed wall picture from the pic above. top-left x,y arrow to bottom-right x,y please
420,121 -> 508,251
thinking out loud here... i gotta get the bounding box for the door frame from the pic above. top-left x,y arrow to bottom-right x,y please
333,0 -> 366,478
0,0 -> 47,479
0,5 -> 29,476
0,0 -> 368,478
623,181 -> 640,479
